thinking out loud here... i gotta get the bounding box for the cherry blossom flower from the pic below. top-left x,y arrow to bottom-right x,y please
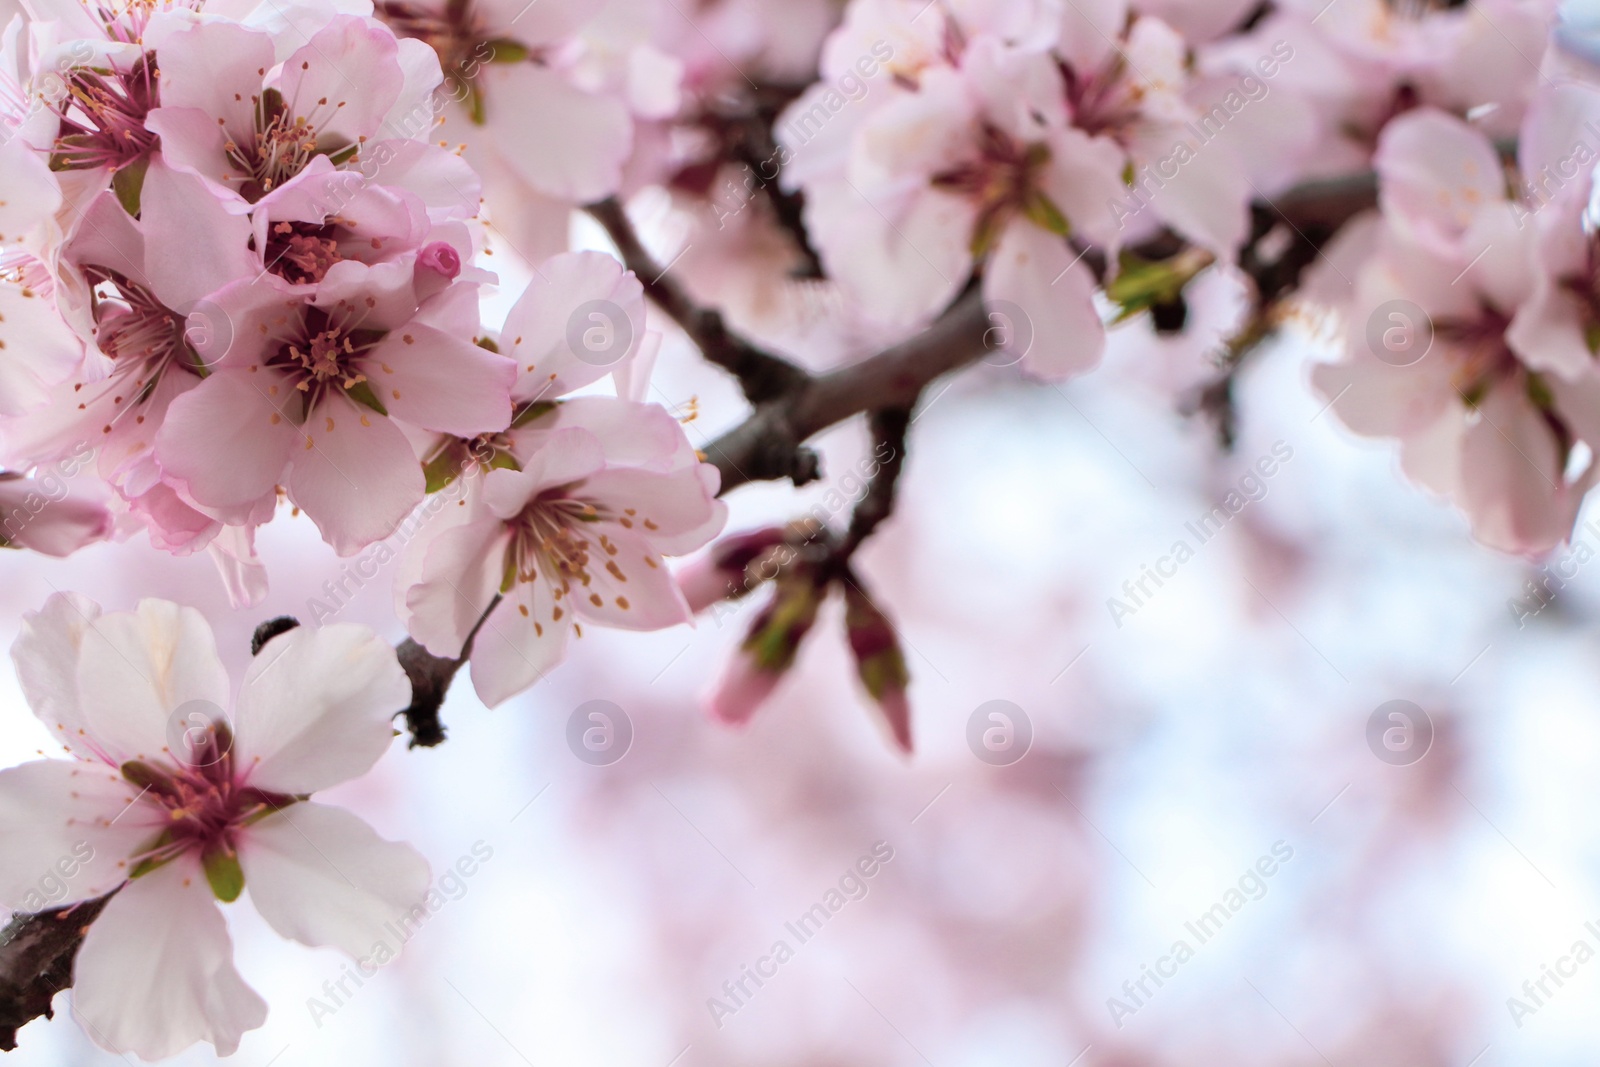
1312,209 -> 1600,554
786,30 -> 1126,378
0,594 -> 428,1058
146,16 -> 440,207
395,251 -> 723,705
377,0 -> 634,252
153,251 -> 516,555
1,159 -> 255,509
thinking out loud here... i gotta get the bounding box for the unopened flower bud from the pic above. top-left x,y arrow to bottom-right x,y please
843,581 -> 912,753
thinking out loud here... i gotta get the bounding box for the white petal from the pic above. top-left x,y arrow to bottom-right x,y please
984,222 -> 1105,381
73,858 -> 267,1059
504,250 -> 646,402
468,588 -> 571,707
237,802 -> 430,959
12,592 -> 104,762
74,600 -> 231,767
234,623 -> 411,795
0,760 -> 156,909
404,515 -> 508,659
483,65 -> 631,201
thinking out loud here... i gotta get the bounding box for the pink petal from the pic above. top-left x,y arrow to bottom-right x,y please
72,857 -> 267,1059
233,622 -> 411,794
503,251 -> 646,402
74,599 -> 232,766
403,518 -> 509,659
365,322 -> 515,436
277,16 -> 405,148
0,759 -> 156,909
467,587 -> 571,707
984,222 -> 1105,381
481,63 -> 632,201
287,395 -> 426,555
238,802 -> 431,958
155,369 -> 298,516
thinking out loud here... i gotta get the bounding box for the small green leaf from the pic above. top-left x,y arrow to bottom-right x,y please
345,380 -> 389,416
203,847 -> 245,903
511,400 -> 558,428
1022,192 -> 1071,238
423,447 -> 464,493
1527,371 -> 1555,411
487,450 -> 520,472
483,38 -> 530,63
112,156 -> 150,216
1585,321 -> 1600,355
468,84 -> 487,126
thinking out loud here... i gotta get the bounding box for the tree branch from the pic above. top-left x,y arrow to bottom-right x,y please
0,894 -> 115,1050
0,164 -> 1385,1051
705,287 -> 990,492
584,198 -> 811,403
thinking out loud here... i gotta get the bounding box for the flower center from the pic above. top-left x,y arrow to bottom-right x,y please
264,222 -> 346,284
119,721 -> 293,885
85,267 -> 200,376
225,89 -> 344,202
49,54 -> 160,174
503,493 -> 609,600
264,304 -> 386,417
931,125 -> 1057,254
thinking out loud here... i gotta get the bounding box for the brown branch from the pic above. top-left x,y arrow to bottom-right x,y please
584,198 -> 811,403
396,593 -> 501,749
705,287 -> 990,493
833,407 -> 911,566
0,164 -> 1386,1049
0,894 -> 115,1050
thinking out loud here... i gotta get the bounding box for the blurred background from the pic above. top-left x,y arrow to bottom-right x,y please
2,194 -> 1596,1066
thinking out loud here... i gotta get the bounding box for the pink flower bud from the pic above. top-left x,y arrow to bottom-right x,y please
705,648 -> 782,726
418,241 -> 462,279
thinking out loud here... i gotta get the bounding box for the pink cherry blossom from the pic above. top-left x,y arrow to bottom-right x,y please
0,594 -> 428,1058
401,409 -> 725,706
154,256 -> 516,555
146,16 -> 431,206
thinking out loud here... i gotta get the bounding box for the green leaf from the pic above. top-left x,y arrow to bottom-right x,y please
1105,248 -> 1213,324
1585,321 -> 1600,355
345,380 -> 389,416
483,38 -> 530,63
468,84 -> 487,127
510,400 -> 558,428
112,156 -> 150,216
1022,192 -> 1071,238
1527,371 -> 1555,411
423,447 -> 464,493
203,847 -> 245,903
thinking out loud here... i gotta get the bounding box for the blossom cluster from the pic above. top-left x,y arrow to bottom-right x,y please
3,0 -> 1600,1056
